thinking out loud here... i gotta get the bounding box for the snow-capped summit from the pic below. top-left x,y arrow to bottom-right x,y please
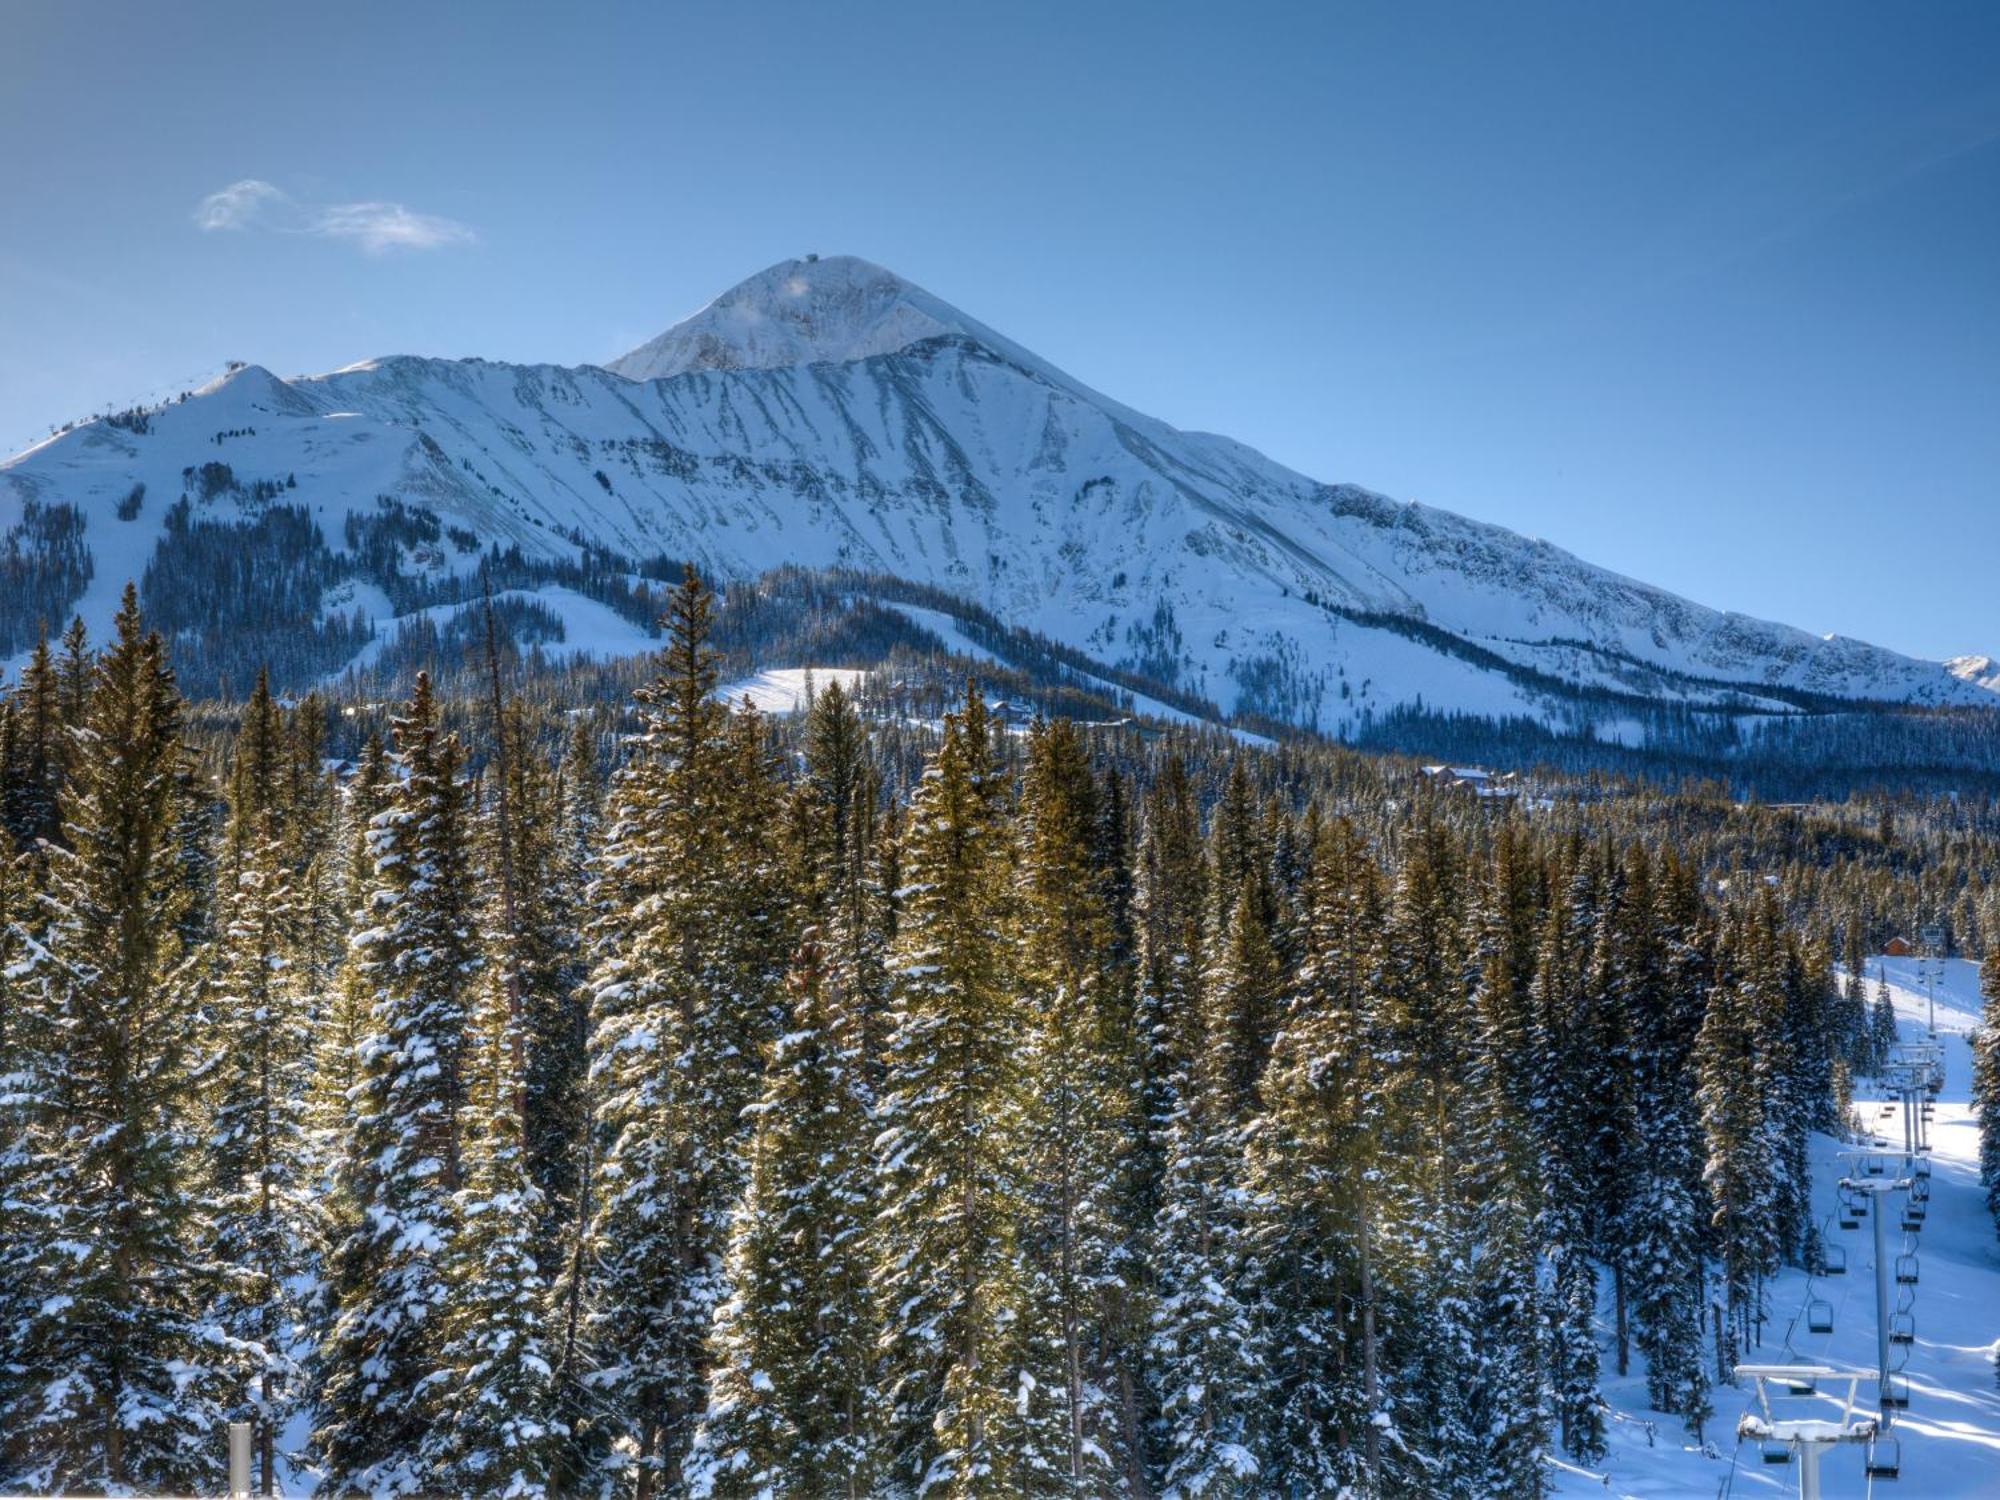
1947,655 -> 2000,692
606,255 -> 989,382
602,255 -> 1117,410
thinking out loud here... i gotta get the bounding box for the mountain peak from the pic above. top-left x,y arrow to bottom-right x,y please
603,255 -> 985,382
1947,654 -> 2000,692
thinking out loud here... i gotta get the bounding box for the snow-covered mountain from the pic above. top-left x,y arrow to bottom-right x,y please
3,254 -> 1990,733
1947,655 -> 2000,693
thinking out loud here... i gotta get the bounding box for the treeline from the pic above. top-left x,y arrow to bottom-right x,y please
0,574 -> 1971,1498
1358,701 -> 2000,801
0,499 -> 92,658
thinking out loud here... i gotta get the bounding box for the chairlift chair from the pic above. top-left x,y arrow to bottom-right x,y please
1914,1158 -> 1932,1178
1759,1438 -> 1793,1465
1865,1434 -> 1902,1478
1880,1372 -> 1911,1409
1889,1311 -> 1915,1346
1822,1242 -> 1847,1274
1865,1157 -> 1887,1175
1806,1297 -> 1835,1334
1895,1254 -> 1919,1284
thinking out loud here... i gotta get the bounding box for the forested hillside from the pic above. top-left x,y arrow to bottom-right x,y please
2,571 -> 1997,1497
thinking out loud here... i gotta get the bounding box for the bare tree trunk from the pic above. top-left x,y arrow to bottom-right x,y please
1359,1178 -> 1380,1483
1614,1259 -> 1630,1377
481,579 -> 526,1130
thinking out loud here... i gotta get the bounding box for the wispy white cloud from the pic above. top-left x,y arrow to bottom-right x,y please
194,179 -> 476,254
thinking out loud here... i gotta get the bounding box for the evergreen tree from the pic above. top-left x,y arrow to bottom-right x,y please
0,586 -> 226,1493
1869,968 -> 1900,1072
874,688 -> 1042,1497
1695,898 -> 1787,1357
1127,750 -> 1208,1476
0,631 -> 66,853
801,680 -> 895,1091
1531,897 -> 1607,1465
419,959 -> 564,1496
1462,829 -> 1557,1492
579,566 -> 791,1498
690,929 -> 879,1498
1013,718 -> 1129,1494
1616,851 -> 1712,1438
497,701 -> 592,1267
1369,825 -> 1488,1498
206,670 -> 320,1493
1244,815 -> 1381,1497
315,672 -> 483,1493
57,613 -> 91,724
0,810 -> 42,1481
1151,871 -> 1266,1498
305,732 -> 390,1154
1973,935 -> 2000,1236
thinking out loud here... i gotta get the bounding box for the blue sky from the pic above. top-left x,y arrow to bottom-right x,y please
4,1 -> 1996,658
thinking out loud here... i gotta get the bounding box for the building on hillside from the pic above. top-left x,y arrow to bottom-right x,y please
1420,764 -> 1520,802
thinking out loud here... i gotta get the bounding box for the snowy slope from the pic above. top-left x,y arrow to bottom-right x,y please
714,666 -> 869,716
1562,957 -> 2000,1498
3,256 -> 1991,732
1948,655 -> 2000,693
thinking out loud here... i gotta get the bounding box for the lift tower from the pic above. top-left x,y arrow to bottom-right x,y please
1734,1365 -> 1876,1500
1839,1153 -> 1915,1410
1918,922 -> 1946,1038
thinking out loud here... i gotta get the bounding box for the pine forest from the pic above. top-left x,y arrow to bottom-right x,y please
4,570 -> 2000,1499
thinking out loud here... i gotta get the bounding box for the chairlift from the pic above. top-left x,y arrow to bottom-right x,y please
1806,1297 -> 1834,1334
1822,1242 -> 1847,1275
1914,1158 -> 1932,1178
1895,1253 -> 1919,1284
1910,1178 -> 1930,1205
1889,1311 -> 1915,1346
1778,1362 -> 1819,1395
1865,1434 -> 1902,1478
1759,1438 -> 1793,1465
1865,1157 -> 1887,1176
1880,1372 -> 1911,1409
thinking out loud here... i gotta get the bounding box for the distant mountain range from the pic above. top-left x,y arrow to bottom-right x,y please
4,253 -> 1990,740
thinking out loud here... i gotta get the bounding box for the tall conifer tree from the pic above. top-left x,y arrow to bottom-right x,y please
0,587 -> 225,1493
875,688 -> 1044,1496
207,670 -> 320,1493
691,929 -> 880,1498
315,672 -> 482,1493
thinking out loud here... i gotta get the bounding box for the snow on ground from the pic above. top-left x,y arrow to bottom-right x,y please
1559,956 -> 2000,1498
331,585 -> 660,680
875,600 -> 1275,748
715,666 -> 869,716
